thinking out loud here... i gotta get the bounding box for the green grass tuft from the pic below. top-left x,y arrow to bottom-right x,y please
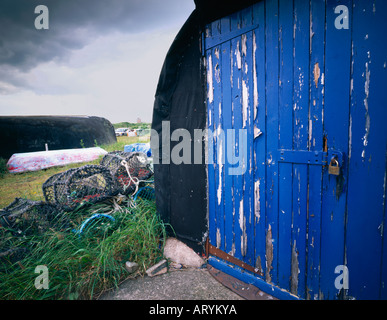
0,196 -> 166,300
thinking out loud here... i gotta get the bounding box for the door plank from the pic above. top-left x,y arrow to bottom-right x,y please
278,0 -> 294,292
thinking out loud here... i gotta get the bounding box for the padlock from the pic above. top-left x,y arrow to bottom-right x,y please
328,158 -> 340,176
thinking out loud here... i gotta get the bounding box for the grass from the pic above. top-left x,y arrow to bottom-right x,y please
0,135 -> 164,300
113,122 -> 151,130
0,197 -> 166,300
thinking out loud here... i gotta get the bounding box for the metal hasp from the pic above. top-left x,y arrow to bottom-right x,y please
204,0 -> 387,300
277,149 -> 343,176
276,149 -> 343,167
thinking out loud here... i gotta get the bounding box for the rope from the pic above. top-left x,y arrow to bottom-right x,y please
75,213 -> 115,237
120,160 -> 142,196
121,159 -> 154,196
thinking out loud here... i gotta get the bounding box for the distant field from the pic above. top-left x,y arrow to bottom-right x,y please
113,122 -> 151,129
0,136 -> 149,209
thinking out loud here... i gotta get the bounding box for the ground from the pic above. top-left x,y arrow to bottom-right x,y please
99,267 -> 243,300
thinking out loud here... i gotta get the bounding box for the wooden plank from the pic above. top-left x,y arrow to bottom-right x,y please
211,19 -> 221,40
240,5 -> 253,28
291,164 -> 308,297
244,31 -> 255,263
265,0 -> 280,285
291,0 -> 310,299
278,0 -> 294,292
208,243 -> 264,277
230,21 -> 243,260
306,0 -> 325,300
205,25 -> 259,51
206,48 -> 217,248
346,0 -> 387,300
220,17 -> 234,255
237,2 -> 254,264
211,12 -> 225,252
212,43 -> 225,251
320,0 -> 352,300
383,165 -> 387,299
240,8 -> 255,265
220,15 -> 231,35
252,1 -> 267,278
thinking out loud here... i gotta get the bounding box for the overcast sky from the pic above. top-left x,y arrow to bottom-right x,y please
0,0 -> 195,124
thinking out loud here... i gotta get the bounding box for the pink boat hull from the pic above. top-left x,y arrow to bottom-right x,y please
7,147 -> 108,173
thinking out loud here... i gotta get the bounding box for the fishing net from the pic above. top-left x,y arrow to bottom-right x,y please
0,198 -> 58,263
100,151 -> 153,195
0,246 -> 28,266
42,164 -> 119,211
0,198 -> 57,235
133,186 -> 155,203
74,213 -> 116,239
99,151 -> 130,176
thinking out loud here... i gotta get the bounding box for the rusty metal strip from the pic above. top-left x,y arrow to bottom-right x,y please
207,264 -> 277,300
207,243 -> 264,277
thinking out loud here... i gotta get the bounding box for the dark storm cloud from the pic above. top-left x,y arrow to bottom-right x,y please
0,0 -> 194,71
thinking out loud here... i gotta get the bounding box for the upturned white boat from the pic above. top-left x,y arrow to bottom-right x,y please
6,147 -> 107,173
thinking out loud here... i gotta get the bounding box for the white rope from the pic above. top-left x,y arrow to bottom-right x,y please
119,157 -> 154,208
121,160 -> 140,195
118,153 -> 154,209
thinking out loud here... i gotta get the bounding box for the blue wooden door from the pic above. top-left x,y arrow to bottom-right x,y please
205,0 -> 387,300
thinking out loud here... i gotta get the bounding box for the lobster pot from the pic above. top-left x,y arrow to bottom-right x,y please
42,165 -> 119,211
0,198 -> 57,234
100,151 -> 153,195
133,186 -> 156,203
100,151 -> 132,174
